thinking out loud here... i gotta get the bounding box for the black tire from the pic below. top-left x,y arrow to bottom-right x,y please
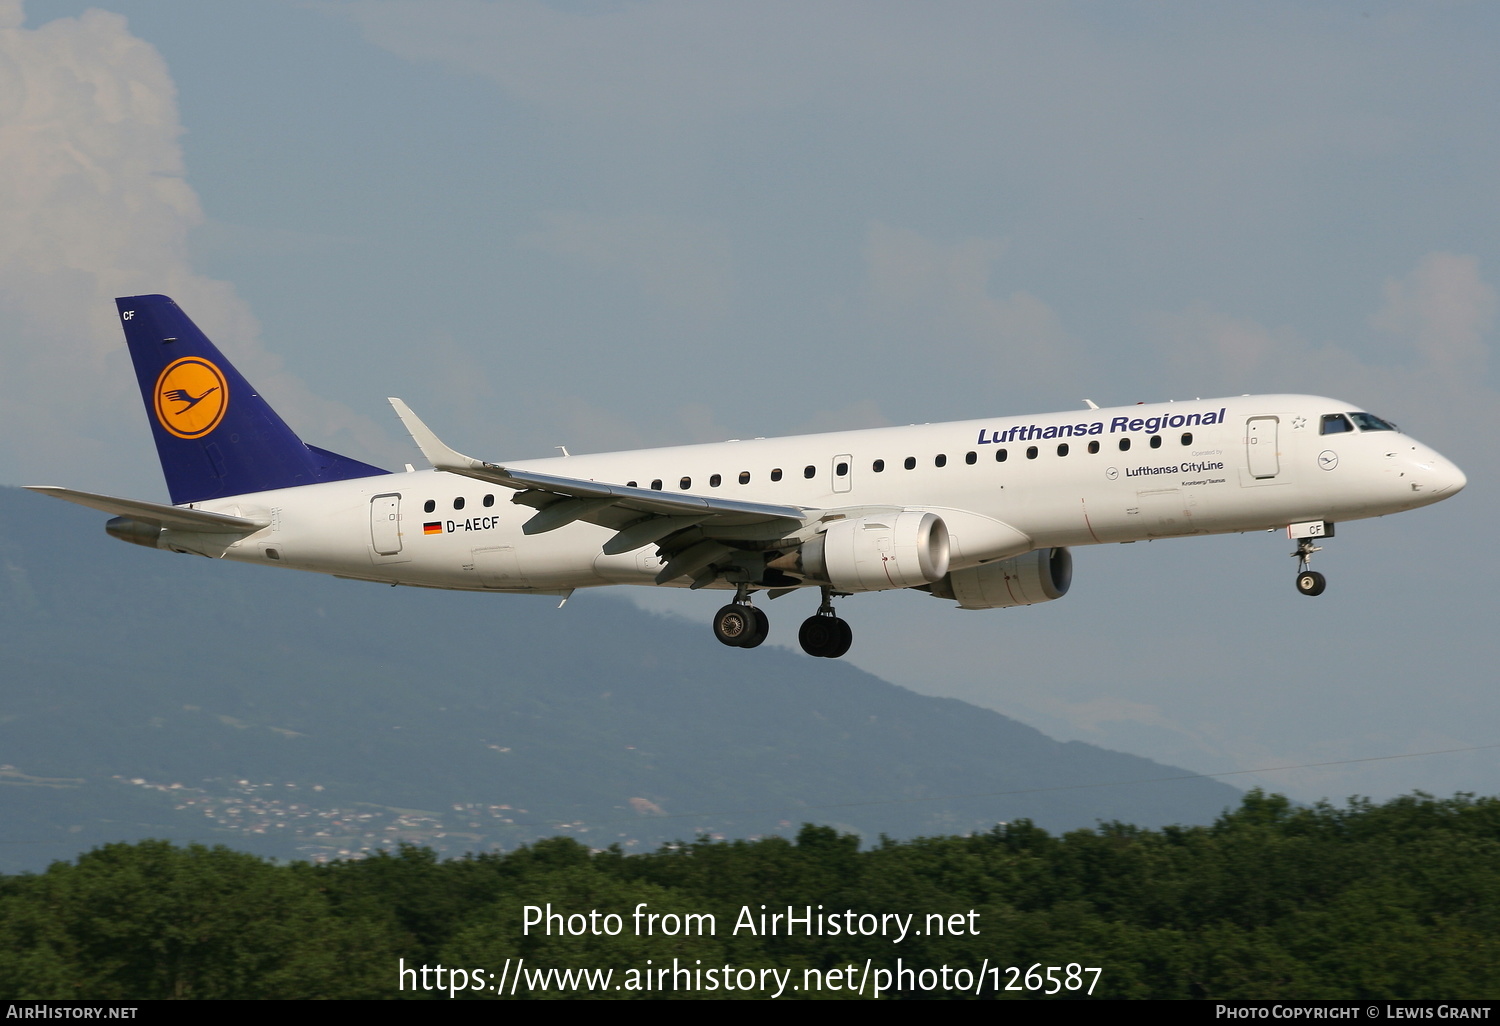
799,615 -> 838,657
739,606 -> 770,649
713,604 -> 756,646
1296,570 -> 1326,597
826,617 -> 853,659
799,615 -> 853,658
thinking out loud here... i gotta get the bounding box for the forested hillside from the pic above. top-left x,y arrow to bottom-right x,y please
2,791 -> 1495,1000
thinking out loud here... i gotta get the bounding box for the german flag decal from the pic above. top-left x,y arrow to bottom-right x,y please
423,522 -> 442,535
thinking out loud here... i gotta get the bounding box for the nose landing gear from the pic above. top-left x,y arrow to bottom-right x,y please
1289,521 -> 1332,597
1295,565 -> 1326,597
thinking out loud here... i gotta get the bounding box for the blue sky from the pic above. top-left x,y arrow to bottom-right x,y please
3,0 -> 1497,805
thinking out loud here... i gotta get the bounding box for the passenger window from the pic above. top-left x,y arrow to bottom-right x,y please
710,474 -> 721,487
934,454 -> 947,468
680,477 -> 691,490
804,465 -> 816,479
873,459 -> 885,472
1057,443 -> 1069,457
836,462 -> 849,476
454,497 -> 466,510
483,494 -> 494,507
1321,413 -> 1354,434
651,479 -> 662,490
626,481 -> 637,488
423,499 -> 435,513
995,449 -> 1008,462
1088,440 -> 1100,454
771,468 -> 783,482
965,451 -> 977,465
1119,438 -> 1132,452
1149,435 -> 1162,449
1026,446 -> 1038,459
1180,432 -> 1193,446
904,457 -> 916,470
739,471 -> 750,484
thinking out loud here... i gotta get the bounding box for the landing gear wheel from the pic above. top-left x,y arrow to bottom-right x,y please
799,615 -> 853,658
713,604 -> 756,646
825,617 -> 853,658
797,615 -> 831,655
740,606 -> 770,649
1290,536 -> 1326,597
1295,570 -> 1326,597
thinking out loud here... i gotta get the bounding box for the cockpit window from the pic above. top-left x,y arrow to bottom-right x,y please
1320,414 -> 1353,435
1349,412 -> 1397,432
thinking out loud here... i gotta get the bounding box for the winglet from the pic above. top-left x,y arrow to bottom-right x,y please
387,398 -> 499,477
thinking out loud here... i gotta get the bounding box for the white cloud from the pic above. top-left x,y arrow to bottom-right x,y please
0,1 -> 388,493
1145,304 -> 1308,391
336,0 -> 850,126
1370,251 -> 1495,380
1146,252 -> 1499,455
861,221 -> 1079,387
520,209 -> 735,322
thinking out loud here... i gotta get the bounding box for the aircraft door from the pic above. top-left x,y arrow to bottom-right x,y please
369,493 -> 403,557
832,454 -> 853,494
1245,417 -> 1280,479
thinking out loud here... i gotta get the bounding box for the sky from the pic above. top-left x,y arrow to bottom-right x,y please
2,0 -> 1498,807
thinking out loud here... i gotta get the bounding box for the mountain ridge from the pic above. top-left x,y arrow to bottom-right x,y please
0,485 -> 1239,872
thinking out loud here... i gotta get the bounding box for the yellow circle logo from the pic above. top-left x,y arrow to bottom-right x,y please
154,357 -> 228,439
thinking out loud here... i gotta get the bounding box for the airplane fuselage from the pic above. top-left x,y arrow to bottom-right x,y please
36,295 -> 1465,658
159,394 -> 1462,596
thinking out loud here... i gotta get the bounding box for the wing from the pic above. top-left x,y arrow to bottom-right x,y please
25,486 -> 270,533
388,399 -> 815,587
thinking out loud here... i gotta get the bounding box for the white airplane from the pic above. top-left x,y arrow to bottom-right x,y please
30,295 -> 1467,658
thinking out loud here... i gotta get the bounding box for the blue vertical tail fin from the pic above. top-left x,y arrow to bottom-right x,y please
117,295 -> 388,504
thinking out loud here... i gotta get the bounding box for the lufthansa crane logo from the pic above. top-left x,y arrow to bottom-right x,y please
154,357 -> 228,439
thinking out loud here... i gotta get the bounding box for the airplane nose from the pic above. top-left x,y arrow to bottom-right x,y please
1438,459 -> 1467,496
1391,445 -> 1466,502
1418,452 -> 1467,497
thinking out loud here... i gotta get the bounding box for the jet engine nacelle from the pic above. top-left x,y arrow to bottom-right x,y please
797,510 -> 951,593
930,547 -> 1072,609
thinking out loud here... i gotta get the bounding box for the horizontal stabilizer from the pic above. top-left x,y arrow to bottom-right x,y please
25,486 -> 269,533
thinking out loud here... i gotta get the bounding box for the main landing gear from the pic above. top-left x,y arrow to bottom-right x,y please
798,588 -> 852,659
713,599 -> 769,648
710,585 -> 854,658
